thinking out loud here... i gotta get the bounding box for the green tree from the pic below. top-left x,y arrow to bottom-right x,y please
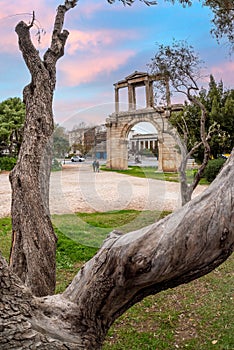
222,90 -> 234,143
207,0 -> 234,52
0,97 -> 25,156
174,75 -> 234,160
53,124 -> 70,158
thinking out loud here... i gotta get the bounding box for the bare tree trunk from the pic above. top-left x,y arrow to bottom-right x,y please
0,254 -> 80,349
9,1 -> 77,297
159,116 -> 193,206
178,95 -> 210,206
1,151 -> 233,349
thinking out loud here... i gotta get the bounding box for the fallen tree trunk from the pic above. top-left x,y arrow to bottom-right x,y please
1,150 -> 233,349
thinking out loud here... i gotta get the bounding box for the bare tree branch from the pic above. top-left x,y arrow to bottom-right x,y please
149,40 -> 211,204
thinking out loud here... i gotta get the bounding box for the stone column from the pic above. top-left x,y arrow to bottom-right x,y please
106,119 -> 128,170
136,139 -> 139,152
132,86 -> 136,109
149,81 -> 154,107
115,87 -> 119,114
128,84 -> 136,110
160,133 -> 179,172
158,142 -> 163,172
145,80 -> 154,108
106,120 -> 112,168
145,80 -> 150,108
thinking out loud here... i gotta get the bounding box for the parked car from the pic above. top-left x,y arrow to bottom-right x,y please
221,154 -> 230,159
71,156 -> 85,162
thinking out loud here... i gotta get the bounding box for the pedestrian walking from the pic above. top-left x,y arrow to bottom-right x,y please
96,160 -> 100,172
92,160 -> 97,172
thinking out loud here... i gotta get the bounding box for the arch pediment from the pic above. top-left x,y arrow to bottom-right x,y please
125,71 -> 149,81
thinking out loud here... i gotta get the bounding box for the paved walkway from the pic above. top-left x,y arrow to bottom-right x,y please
0,163 -> 207,217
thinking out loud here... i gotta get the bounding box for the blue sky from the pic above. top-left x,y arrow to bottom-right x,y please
0,0 -> 233,130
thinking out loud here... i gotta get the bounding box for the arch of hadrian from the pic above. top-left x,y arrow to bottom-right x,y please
106,71 -> 182,172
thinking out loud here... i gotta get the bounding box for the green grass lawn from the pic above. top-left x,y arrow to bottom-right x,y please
101,165 -> 209,185
52,209 -> 170,249
0,212 -> 233,349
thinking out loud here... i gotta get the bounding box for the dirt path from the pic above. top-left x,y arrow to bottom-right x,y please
0,163 -> 207,217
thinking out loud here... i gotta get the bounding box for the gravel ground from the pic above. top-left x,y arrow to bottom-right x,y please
0,163 -> 207,218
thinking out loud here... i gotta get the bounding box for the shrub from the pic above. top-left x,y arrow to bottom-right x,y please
51,158 -> 62,171
204,158 -> 226,183
0,157 -> 17,171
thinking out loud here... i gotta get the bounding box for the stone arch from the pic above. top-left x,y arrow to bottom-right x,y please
106,72 -> 183,171
120,115 -> 163,142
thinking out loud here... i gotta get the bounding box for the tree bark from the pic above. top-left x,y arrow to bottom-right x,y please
0,254 -> 81,349
178,94 -> 210,206
9,2 -> 77,297
1,151 -> 233,349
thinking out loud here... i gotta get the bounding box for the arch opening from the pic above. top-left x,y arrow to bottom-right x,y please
135,86 -> 146,109
118,87 -> 128,112
127,122 -> 158,167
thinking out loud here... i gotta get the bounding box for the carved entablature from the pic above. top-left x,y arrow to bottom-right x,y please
114,71 -> 170,114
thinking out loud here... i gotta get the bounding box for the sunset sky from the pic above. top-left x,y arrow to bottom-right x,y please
0,0 -> 233,131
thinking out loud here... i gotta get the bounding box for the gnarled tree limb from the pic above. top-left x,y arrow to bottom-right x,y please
2,150 -> 233,349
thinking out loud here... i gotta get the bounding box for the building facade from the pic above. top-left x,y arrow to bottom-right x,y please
68,125 -> 107,159
129,132 -> 158,156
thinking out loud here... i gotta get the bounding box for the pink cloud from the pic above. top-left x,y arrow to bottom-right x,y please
58,49 -> 136,87
0,1 -> 138,59
209,61 -> 234,87
66,28 -> 138,55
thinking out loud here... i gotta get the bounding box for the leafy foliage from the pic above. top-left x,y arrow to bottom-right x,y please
205,0 -> 234,52
0,98 -> 25,156
170,76 -> 234,161
0,157 -> 17,171
203,157 -> 226,182
149,41 -> 233,164
53,124 -> 69,157
51,158 -> 62,171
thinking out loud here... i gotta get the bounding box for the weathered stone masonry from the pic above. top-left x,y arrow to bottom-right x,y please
106,71 -> 182,172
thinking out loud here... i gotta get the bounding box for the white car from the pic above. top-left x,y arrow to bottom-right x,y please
71,156 -> 85,162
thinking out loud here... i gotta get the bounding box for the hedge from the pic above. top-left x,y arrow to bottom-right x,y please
203,158 -> 226,183
0,157 -> 17,171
